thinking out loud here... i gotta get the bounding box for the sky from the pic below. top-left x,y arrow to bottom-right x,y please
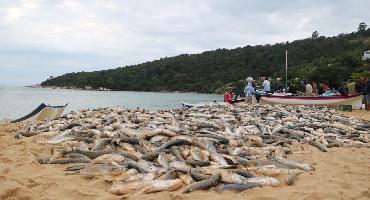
0,0 -> 369,85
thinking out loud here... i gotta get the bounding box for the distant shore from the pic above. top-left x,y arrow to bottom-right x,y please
27,84 -> 112,91
27,84 -> 209,94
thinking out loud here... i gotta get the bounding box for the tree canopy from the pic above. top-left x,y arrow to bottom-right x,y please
42,26 -> 370,94
358,22 -> 367,32
311,31 -> 319,39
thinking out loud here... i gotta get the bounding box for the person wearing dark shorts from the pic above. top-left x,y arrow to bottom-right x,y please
363,78 -> 370,110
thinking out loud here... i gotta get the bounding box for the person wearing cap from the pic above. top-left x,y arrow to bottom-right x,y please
244,77 -> 255,104
224,87 -> 233,104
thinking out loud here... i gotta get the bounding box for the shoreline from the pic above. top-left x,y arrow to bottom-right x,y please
28,85 -> 215,94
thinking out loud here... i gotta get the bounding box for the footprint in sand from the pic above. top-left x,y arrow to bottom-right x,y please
2,167 -> 10,174
26,179 -> 40,189
15,163 -> 26,167
0,158 -> 12,163
39,182 -> 58,191
0,187 -> 32,200
339,181 -> 352,190
0,175 -> 7,181
361,189 -> 370,198
169,193 -> 185,200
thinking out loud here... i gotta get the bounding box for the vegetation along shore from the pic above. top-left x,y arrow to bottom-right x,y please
41,25 -> 370,94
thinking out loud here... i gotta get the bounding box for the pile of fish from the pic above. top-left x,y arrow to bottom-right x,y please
15,104 -> 370,195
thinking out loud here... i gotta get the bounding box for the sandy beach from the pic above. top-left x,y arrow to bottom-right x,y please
338,109 -> 370,121
1,1 -> 369,199
0,110 -> 369,200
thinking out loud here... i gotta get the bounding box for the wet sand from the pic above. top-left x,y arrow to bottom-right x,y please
0,119 -> 369,200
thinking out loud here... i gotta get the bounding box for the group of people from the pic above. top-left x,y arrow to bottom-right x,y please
224,77 -> 270,104
244,77 -> 270,104
223,76 -> 370,110
288,81 -> 331,96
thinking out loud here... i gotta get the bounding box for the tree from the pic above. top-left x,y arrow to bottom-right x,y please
311,31 -> 319,39
40,27 -> 370,93
351,71 -> 370,81
358,22 -> 367,32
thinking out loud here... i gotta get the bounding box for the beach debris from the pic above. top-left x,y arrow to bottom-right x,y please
15,104 -> 370,196
181,173 -> 221,193
107,179 -> 184,195
285,171 -> 301,186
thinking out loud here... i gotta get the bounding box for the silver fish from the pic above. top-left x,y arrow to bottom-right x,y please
157,152 -> 170,170
108,179 -> 183,195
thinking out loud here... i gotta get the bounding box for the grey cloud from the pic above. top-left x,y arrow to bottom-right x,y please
0,0 -> 368,85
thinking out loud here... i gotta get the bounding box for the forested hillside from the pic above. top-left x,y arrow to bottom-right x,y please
41,26 -> 370,93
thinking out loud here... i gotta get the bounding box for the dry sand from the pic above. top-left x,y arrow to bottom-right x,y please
338,109 -> 370,121
0,113 -> 369,200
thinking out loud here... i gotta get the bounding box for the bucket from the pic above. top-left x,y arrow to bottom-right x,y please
338,105 -> 352,112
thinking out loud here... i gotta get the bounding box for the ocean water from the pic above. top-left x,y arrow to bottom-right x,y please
0,86 -> 222,120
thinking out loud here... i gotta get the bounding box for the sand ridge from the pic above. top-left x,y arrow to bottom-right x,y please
0,112 -> 369,200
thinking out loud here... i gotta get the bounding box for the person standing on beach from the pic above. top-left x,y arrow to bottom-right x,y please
347,80 -> 356,94
318,82 -> 324,95
356,79 -> 364,94
244,77 -> 255,104
312,81 -> 318,95
305,82 -> 313,96
323,83 -> 330,92
337,84 -> 347,95
288,82 -> 297,94
363,78 -> 370,110
298,81 -> 306,94
262,77 -> 270,93
224,87 -> 233,104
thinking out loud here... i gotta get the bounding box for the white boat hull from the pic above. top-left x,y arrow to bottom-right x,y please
260,95 -> 362,109
12,103 -> 67,123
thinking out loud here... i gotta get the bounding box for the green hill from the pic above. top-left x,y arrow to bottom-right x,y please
41,28 -> 370,94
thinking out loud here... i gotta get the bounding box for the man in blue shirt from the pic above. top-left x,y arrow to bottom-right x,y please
244,77 -> 255,104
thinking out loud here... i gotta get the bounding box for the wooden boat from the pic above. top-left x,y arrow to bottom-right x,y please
12,103 -> 68,123
260,94 -> 362,109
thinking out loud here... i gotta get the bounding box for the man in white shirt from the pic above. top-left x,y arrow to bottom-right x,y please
262,77 -> 270,93
306,83 -> 313,96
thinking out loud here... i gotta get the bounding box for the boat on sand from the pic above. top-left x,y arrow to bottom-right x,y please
260,94 -> 362,109
12,103 -> 67,123
182,94 -> 362,109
